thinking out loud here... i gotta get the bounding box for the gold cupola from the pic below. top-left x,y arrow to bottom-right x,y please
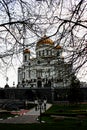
36,35 -> 54,48
55,45 -> 62,50
24,48 -> 30,54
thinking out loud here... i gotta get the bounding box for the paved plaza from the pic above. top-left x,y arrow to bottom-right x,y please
0,103 -> 52,124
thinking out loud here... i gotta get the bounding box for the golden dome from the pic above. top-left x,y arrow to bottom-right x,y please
55,45 -> 62,49
24,48 -> 30,53
37,35 -> 54,47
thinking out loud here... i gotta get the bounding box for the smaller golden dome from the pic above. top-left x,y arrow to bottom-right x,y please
55,45 -> 62,49
37,35 -> 54,47
24,48 -> 30,53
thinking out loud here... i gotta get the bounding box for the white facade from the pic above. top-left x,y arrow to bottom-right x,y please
18,36 -> 72,88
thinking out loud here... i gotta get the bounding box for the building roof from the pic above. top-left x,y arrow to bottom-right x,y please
24,48 -> 30,53
55,45 -> 62,49
36,35 -> 54,47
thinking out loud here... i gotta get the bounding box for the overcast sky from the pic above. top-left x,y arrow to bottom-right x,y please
0,0 -> 87,88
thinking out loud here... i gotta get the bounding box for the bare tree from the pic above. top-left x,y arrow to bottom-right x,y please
34,0 -> 87,79
0,0 -> 87,84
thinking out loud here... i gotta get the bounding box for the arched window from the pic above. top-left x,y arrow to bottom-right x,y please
24,55 -> 27,62
47,50 -> 48,55
48,50 -> 51,55
41,50 -> 42,56
39,51 -> 41,56
44,50 -> 46,56
36,52 -> 38,57
43,50 -> 44,56
57,51 -> 60,56
37,60 -> 40,64
28,62 -> 31,66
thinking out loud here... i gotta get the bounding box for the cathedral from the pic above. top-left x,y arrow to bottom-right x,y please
18,35 -> 72,88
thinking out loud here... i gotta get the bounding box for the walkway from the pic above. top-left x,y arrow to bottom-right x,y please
25,103 -> 52,115
0,103 -> 52,124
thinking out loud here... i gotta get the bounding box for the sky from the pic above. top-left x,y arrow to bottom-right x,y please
0,55 -> 22,88
0,67 -> 18,88
0,0 -> 87,88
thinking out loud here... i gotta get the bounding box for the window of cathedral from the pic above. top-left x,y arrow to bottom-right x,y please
22,79 -> 25,83
47,50 -> 48,55
26,71 -> 29,78
49,50 -> 51,55
48,60 -> 50,64
36,52 -> 38,56
51,77 -> 53,82
59,78 -> 63,82
23,72 -> 25,79
31,79 -> 32,82
28,62 -> 31,66
28,69 -> 30,76
26,80 -> 28,83
48,69 -> 50,76
44,50 -> 47,56
24,55 -> 27,62
39,51 -> 41,56
37,60 -> 40,64
36,52 -> 38,57
34,79 -> 36,82
28,80 -> 31,83
42,50 -> 44,56
48,50 -> 51,55
40,50 -> 43,56
52,49 -> 54,56
38,51 -> 39,56
57,51 -> 60,56
42,78 -> 45,82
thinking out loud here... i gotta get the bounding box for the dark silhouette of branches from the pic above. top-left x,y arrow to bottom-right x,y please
0,0 -> 87,83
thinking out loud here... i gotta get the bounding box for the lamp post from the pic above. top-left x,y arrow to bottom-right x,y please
39,99 -> 42,123
34,98 -> 47,123
13,81 -> 15,87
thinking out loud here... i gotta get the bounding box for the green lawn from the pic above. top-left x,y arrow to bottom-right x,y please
41,103 -> 87,129
44,104 -> 87,115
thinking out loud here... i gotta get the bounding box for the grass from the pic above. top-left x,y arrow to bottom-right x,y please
44,104 -> 87,115
41,103 -> 87,129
